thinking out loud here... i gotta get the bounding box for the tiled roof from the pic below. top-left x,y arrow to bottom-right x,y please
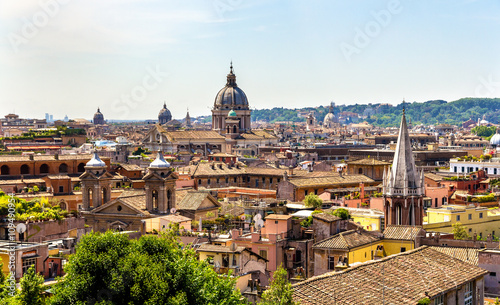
383,225 -> 424,240
117,164 -> 142,171
196,243 -> 246,254
265,214 -> 292,220
429,246 -> 478,265
176,191 -> 219,210
312,230 -> 379,250
0,154 -> 106,162
158,214 -> 192,223
347,158 -> 391,166
312,213 -> 340,223
425,172 -> 444,182
286,175 -> 374,188
292,246 -> 488,305
162,130 -> 225,141
238,130 -> 277,140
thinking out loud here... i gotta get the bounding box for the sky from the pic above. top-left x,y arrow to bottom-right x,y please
1,0 -> 500,121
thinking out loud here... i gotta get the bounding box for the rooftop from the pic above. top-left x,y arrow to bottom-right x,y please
292,246 -> 488,304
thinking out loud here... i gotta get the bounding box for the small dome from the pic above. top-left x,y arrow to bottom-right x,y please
158,102 -> 172,123
491,133 -> 500,145
86,152 -> 106,167
149,152 -> 170,168
93,108 -> 105,124
228,109 -> 237,117
324,113 -> 336,125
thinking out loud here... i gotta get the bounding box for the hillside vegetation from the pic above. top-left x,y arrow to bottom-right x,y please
250,98 -> 500,127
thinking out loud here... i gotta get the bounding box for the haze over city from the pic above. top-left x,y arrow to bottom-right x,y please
1,0 -> 500,120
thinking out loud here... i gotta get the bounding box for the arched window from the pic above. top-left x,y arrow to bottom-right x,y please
167,190 -> 172,210
233,125 -> 237,133
40,164 -> 49,174
59,201 -> 67,211
102,187 -> 107,205
88,188 -> 93,208
59,163 -> 68,173
0,165 -> 9,175
77,163 -> 85,172
358,168 -> 363,174
20,164 -> 30,175
152,190 -> 159,210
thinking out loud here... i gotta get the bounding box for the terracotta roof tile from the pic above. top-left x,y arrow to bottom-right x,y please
292,246 -> 488,304
429,246 -> 478,265
312,230 -> 378,250
383,225 -> 424,240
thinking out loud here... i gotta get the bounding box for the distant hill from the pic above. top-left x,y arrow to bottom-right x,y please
250,98 -> 500,127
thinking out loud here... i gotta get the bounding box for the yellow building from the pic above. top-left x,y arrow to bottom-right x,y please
312,225 -> 425,276
424,205 -> 500,239
347,207 -> 385,232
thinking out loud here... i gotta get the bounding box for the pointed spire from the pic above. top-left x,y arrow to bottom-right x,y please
230,61 -> 233,74
384,101 -> 422,196
163,101 -> 167,109
97,107 -> 101,113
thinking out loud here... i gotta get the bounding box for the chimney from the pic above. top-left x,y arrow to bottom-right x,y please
231,229 -> 239,239
251,231 -> 260,242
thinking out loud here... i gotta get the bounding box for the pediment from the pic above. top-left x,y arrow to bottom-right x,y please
91,198 -> 145,215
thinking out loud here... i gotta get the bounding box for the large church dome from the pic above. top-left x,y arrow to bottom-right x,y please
214,63 -> 249,110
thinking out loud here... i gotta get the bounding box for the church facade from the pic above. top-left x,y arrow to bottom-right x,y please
81,152 -> 178,232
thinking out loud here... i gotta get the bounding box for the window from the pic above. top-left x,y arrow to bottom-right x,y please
328,256 -> 336,270
468,214 -> 472,220
233,177 -> 237,183
59,186 -> 64,192
400,247 -> 406,252
270,178 -> 273,184
457,215 -> 460,221
469,228 -> 472,233
225,177 -> 228,184
433,294 -> 444,305
454,166 -> 457,172
216,178 -> 220,184
259,250 -> 267,260
479,212 -> 483,219
22,257 -> 36,274
206,256 -> 214,265
207,179 -> 211,185
490,272 -> 497,277
198,179 -> 202,185
464,281 -> 473,305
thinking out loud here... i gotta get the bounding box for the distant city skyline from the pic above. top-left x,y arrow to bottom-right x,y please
1,1 -> 500,120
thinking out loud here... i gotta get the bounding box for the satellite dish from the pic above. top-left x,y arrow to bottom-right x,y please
253,214 -> 264,230
170,208 -> 176,214
230,243 -> 237,252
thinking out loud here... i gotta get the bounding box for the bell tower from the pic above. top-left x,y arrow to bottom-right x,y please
383,104 -> 425,227
80,152 -> 112,210
143,152 -> 177,214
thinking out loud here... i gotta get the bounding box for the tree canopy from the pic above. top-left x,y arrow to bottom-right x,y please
331,208 -> 350,220
48,231 -> 244,305
452,222 -> 470,240
258,264 -> 297,305
303,194 -> 323,210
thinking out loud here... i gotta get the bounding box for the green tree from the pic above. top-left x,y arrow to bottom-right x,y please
332,208 -> 350,220
452,222 -> 470,240
259,264 -> 297,305
16,265 -> 45,305
48,230 -> 243,305
303,194 -> 323,210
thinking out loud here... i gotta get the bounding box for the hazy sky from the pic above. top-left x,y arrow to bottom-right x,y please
1,0 -> 500,120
